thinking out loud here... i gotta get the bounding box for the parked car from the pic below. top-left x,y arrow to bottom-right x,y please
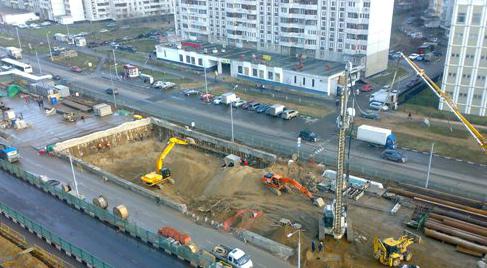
213,96 -> 223,104
248,102 -> 261,111
40,21 -> 51,26
241,100 -> 255,110
200,93 -> 214,103
183,89 -> 201,96
234,100 -> 247,108
408,53 -> 420,60
70,66 -> 82,73
255,104 -> 270,113
381,149 -> 407,163
298,130 -> 318,142
281,110 -> 299,120
369,101 -> 389,111
99,28 -> 109,33
361,84 -> 373,92
360,110 -> 380,120
52,74 -> 61,80
153,81 -> 175,90
105,88 -> 119,95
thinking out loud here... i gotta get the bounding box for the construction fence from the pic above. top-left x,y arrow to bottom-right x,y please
0,159 -> 219,267
66,86 -> 483,201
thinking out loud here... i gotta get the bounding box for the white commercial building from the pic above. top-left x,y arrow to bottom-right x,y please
440,0 -> 487,116
174,0 -> 394,77
0,7 -> 39,25
1,0 -> 173,22
156,41 -> 361,96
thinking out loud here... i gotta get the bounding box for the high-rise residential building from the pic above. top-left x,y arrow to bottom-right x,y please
1,0 -> 173,22
440,0 -> 487,116
174,0 -> 394,77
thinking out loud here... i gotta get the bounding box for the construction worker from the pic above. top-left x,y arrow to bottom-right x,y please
318,241 -> 324,252
311,240 -> 316,252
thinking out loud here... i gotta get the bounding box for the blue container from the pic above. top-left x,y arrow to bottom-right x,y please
50,97 -> 58,105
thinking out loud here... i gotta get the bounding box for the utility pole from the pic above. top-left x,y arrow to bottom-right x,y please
109,64 -> 118,109
69,153 -> 80,198
425,142 -> 435,188
35,50 -> 42,74
46,32 -> 53,61
112,49 -> 119,79
65,23 -> 70,36
204,64 -> 208,95
333,62 -> 353,240
15,27 -> 22,50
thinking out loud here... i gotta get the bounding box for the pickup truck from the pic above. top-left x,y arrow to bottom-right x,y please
0,143 -> 19,163
212,245 -> 253,268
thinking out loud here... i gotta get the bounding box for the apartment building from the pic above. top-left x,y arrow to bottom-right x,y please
174,0 -> 394,77
1,0 -> 173,22
440,0 -> 487,116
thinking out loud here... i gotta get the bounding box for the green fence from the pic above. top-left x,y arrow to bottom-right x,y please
0,159 -> 217,267
0,200 -> 110,268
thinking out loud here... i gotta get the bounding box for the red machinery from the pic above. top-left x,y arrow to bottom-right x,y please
261,173 -> 313,199
223,209 -> 263,232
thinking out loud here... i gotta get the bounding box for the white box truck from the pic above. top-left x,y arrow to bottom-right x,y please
266,104 -> 285,116
221,92 -> 239,105
6,47 -> 22,59
356,125 -> 397,149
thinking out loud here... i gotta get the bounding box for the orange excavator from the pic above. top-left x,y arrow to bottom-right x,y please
261,173 -> 313,199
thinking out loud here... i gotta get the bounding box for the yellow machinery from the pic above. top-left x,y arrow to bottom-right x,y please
141,137 -> 195,187
399,52 -> 487,153
373,231 -> 421,267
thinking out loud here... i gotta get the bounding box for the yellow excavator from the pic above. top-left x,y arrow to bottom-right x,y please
141,137 -> 195,187
373,230 -> 421,267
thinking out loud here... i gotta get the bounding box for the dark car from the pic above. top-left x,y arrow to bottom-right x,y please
105,88 -> 119,95
255,104 -> 270,113
183,89 -> 201,96
70,66 -> 82,73
52,74 -> 61,80
241,100 -> 256,110
381,149 -> 407,163
360,110 -> 380,120
298,130 -> 318,142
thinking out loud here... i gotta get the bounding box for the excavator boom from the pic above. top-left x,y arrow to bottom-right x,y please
156,137 -> 194,172
400,52 -> 487,153
262,173 -> 313,199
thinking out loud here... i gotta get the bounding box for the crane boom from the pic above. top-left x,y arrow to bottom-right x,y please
400,52 -> 487,153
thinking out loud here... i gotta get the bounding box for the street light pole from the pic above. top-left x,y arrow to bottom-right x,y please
230,101 -> 234,142
425,142 -> 435,188
68,153 -> 80,198
204,65 -> 208,95
15,27 -> 22,50
109,65 -> 118,109
46,32 -> 53,61
35,50 -> 42,74
112,49 -> 119,79
287,230 -> 301,268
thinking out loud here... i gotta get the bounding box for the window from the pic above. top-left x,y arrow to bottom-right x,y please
179,54 -> 183,62
303,77 -> 306,85
457,12 -> 466,23
294,76 -> 297,83
275,73 -> 280,81
312,79 -> 315,87
252,68 -> 258,76
472,13 -> 481,25
238,66 -> 243,74
186,55 -> 190,63
268,71 -> 273,80
198,58 -> 203,66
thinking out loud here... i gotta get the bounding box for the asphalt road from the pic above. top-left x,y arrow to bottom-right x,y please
0,171 -> 188,268
17,54 -> 485,201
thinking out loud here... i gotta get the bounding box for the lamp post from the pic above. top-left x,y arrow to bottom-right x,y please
287,229 -> 301,268
112,49 -> 119,79
425,142 -> 435,188
15,27 -> 22,50
230,85 -> 238,142
109,64 -> 117,109
204,64 -> 208,95
46,32 -> 53,61
35,50 -> 42,74
68,153 -> 80,198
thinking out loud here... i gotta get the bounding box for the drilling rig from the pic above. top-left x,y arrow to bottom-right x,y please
319,62 -> 354,240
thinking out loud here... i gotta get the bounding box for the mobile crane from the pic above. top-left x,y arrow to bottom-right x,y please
141,137 -> 195,187
399,52 -> 487,153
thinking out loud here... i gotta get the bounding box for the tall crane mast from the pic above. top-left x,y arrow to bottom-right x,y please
399,52 -> 487,153
333,62 -> 354,239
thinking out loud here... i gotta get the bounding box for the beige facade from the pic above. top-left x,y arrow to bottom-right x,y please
440,0 -> 487,116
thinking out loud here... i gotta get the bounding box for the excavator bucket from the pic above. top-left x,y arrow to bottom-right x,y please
185,137 -> 196,145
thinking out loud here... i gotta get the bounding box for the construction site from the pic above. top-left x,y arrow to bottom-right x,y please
44,112 -> 483,268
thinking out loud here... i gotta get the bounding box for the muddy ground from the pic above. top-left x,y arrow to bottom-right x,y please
81,138 -> 476,268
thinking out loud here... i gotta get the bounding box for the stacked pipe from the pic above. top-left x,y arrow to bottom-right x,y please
388,187 -> 487,256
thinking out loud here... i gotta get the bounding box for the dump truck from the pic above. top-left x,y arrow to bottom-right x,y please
6,47 -> 22,59
356,125 -> 397,150
212,245 -> 253,268
0,143 -> 20,163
